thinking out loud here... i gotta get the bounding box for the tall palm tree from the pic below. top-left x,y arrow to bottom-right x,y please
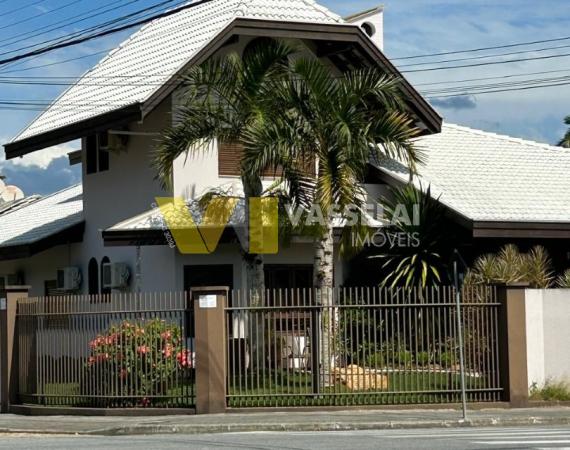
154,39 -> 292,297
242,58 -> 423,379
560,115 -> 570,148
243,58 -> 423,291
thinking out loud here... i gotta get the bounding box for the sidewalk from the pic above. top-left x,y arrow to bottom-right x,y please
0,407 -> 569,436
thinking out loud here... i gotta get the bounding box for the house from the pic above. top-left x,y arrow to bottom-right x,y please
1,1 -> 569,297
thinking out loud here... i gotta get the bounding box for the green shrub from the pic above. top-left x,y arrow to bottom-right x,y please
415,351 -> 432,366
440,351 -> 457,368
530,380 -> 570,401
365,352 -> 385,369
380,341 -> 414,367
465,244 -> 554,288
81,319 -> 191,407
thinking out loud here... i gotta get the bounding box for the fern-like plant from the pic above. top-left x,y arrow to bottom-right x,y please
372,184 -> 448,289
466,244 -> 554,288
557,269 -> 570,288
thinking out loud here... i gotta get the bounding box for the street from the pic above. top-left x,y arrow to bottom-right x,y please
1,426 -> 570,449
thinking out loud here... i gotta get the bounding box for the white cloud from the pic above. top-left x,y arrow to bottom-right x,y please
0,137 -> 78,170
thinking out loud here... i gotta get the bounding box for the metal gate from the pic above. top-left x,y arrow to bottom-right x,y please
225,285 -> 502,407
15,292 -> 195,408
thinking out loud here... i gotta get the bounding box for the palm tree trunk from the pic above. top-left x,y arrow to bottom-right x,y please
243,175 -> 265,372
313,222 -> 335,386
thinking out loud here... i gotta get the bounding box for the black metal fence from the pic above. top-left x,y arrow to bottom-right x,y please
225,286 -> 502,407
15,292 -> 195,408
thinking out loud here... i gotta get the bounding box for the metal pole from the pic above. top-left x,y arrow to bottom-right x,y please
454,259 -> 468,420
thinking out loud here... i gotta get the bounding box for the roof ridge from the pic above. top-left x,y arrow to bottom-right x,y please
443,122 -> 564,152
299,0 -> 342,22
0,184 -> 81,219
27,183 -> 82,206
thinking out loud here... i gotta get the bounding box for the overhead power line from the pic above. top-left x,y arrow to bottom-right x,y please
423,75 -> 570,95
0,0 -> 143,47
398,44 -> 570,68
0,50 -> 113,74
0,0 -> 214,67
0,0 -> 50,18
0,0 -> 85,33
393,35 -> 570,60
426,80 -> 570,98
0,0 -> 183,57
415,68 -> 570,87
401,52 -> 570,73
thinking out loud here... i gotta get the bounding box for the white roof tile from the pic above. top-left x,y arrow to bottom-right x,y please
12,0 -> 341,143
375,123 -> 570,223
0,184 -> 83,247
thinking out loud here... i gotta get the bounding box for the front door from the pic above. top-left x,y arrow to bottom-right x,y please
183,265 -> 234,292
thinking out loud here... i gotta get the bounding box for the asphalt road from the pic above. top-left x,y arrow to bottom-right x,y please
1,426 -> 570,449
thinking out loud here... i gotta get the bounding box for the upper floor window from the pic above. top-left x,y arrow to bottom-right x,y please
218,141 -> 314,178
86,132 -> 110,175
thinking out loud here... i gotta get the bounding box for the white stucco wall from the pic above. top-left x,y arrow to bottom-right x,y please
0,244 -> 82,297
345,8 -> 384,51
525,289 -> 570,387
78,97 -> 176,294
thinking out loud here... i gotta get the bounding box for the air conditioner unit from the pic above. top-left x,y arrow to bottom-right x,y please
56,267 -> 82,291
0,274 -> 18,289
102,263 -> 130,289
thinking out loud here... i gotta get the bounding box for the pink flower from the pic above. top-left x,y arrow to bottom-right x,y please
160,331 -> 172,341
162,344 -> 173,358
137,345 -> 150,355
176,350 -> 193,368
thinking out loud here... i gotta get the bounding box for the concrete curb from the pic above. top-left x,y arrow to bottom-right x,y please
1,416 -> 570,436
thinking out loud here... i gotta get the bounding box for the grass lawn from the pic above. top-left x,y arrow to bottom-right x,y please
30,370 -> 497,408
228,370 -> 494,407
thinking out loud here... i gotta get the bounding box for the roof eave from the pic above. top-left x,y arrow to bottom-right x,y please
4,104 -> 142,159
5,18 -> 442,159
473,221 -> 570,239
0,221 -> 85,261
142,18 -> 442,133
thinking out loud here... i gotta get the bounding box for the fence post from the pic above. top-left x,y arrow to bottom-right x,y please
192,286 -> 228,414
497,283 -> 529,407
0,286 -> 29,413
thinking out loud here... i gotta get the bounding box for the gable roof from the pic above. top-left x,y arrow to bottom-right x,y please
4,0 -> 441,158
374,123 -> 570,229
0,184 -> 84,259
6,0 -> 341,154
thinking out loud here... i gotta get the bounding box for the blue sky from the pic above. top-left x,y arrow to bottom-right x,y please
0,0 -> 569,195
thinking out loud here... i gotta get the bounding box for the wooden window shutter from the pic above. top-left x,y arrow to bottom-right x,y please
218,141 -> 313,178
218,141 -> 243,176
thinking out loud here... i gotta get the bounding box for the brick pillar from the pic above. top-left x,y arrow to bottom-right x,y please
192,287 -> 228,414
0,286 -> 29,413
497,283 -> 529,408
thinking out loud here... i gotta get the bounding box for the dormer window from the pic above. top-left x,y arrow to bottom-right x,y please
86,131 -> 110,174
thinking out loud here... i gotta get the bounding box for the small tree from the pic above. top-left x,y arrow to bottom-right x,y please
242,59 -> 421,382
82,319 -> 191,407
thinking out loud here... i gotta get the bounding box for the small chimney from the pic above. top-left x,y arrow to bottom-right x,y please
344,5 -> 384,51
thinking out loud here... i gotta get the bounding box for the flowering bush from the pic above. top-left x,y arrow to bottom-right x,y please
82,319 -> 192,407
